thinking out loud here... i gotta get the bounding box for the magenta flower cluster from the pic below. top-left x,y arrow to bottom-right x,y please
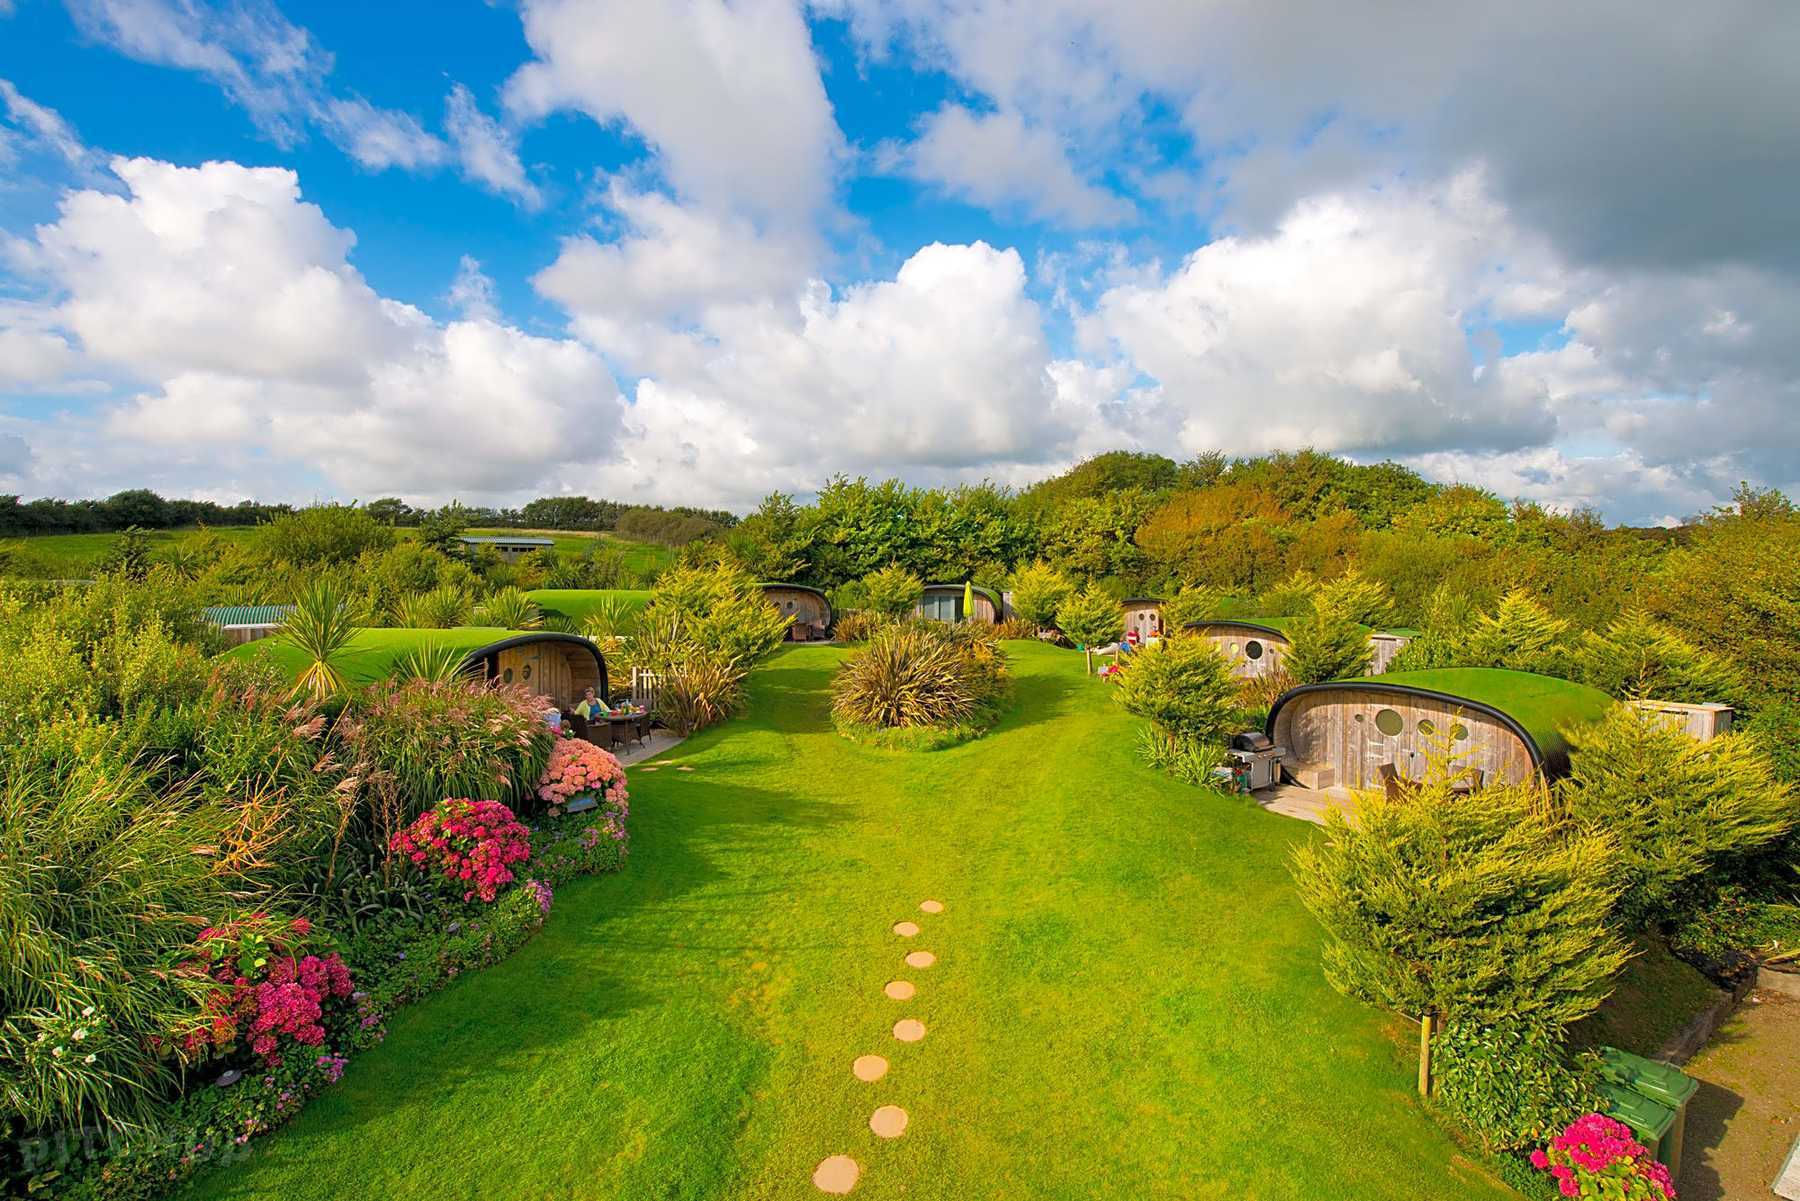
1531,1113 -> 1676,1200
536,734 -> 629,814
390,798 -> 532,903
526,878 -> 554,915
244,955 -> 354,1061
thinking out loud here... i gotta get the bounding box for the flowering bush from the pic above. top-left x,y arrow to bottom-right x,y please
1531,1113 -> 1676,1200
175,914 -> 355,1066
536,733 -> 629,816
389,798 -> 532,903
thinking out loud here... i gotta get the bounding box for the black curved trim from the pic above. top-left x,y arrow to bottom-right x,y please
759,582 -> 834,628
1264,680 -> 1554,776
1184,619 -> 1291,642
920,582 -> 1002,620
462,632 -> 610,704
1120,596 -> 1165,606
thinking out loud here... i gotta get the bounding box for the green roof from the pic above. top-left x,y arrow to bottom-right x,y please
1325,668 -> 1616,775
223,627 -> 588,688
204,604 -> 293,626
524,589 -> 654,624
1187,615 -> 1300,638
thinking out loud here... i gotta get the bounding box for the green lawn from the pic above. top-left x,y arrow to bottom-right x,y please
183,642 -> 1513,1201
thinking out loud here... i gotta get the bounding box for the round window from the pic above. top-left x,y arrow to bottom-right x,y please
1245,639 -> 1264,660
522,664 -> 533,681
1226,640 -> 1238,654
1452,723 -> 1470,742
1353,712 -> 1366,724
1374,708 -> 1404,737
502,667 -> 514,684
1418,718 -> 1437,737
786,601 -> 795,611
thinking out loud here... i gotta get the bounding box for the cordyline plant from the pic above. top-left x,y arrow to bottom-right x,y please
277,580 -> 357,701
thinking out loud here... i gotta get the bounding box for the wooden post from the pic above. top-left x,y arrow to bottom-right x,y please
1418,1012 -> 1434,1097
1084,647 -> 1093,676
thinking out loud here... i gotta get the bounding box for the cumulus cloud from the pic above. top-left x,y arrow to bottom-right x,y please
891,106 -> 1133,228
17,157 -> 622,496
505,0 -> 843,222
320,97 -> 448,171
444,84 -> 542,209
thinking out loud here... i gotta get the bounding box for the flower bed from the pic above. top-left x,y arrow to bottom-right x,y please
28,800 -> 630,1201
1530,1113 -> 1676,1200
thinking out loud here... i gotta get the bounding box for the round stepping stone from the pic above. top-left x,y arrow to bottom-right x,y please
869,1106 -> 909,1139
919,899 -> 944,914
676,765 -> 694,772
892,921 -> 920,938
893,1018 -> 926,1043
812,1155 -> 859,1194
884,979 -> 916,1001
905,951 -> 936,969
852,1054 -> 888,1082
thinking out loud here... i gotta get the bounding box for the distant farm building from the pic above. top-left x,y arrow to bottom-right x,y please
459,535 -> 555,562
1629,699 -> 1734,741
760,583 -> 833,641
203,603 -> 294,647
1121,597 -> 1165,642
1266,668 -> 1615,791
916,583 -> 1002,625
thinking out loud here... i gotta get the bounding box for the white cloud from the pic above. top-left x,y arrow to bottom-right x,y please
0,327 -> 79,388
505,0 -> 843,222
321,97 -> 448,171
447,255 -> 499,322
0,79 -> 105,177
17,157 -> 622,497
894,106 -> 1133,227
444,84 -> 542,209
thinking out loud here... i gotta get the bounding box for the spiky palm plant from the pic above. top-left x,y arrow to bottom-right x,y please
579,597 -> 641,642
278,580 -> 358,701
394,585 -> 473,629
473,586 -> 543,630
391,642 -> 478,686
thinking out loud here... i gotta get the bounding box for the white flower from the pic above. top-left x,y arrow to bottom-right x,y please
72,1028 -> 87,1041
51,1046 -> 64,1057
81,1005 -> 96,1017
84,1054 -> 96,1064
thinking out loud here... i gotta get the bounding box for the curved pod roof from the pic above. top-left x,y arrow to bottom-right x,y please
759,582 -> 834,626
224,627 -> 609,700
1185,616 -> 1297,641
1265,667 -> 1615,779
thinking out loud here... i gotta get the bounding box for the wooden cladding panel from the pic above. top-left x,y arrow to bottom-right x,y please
1195,630 -> 1291,680
1273,688 -> 1536,789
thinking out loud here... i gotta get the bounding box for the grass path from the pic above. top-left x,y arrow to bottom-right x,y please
185,642 -> 1512,1200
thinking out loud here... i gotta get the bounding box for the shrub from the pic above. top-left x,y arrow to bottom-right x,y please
1056,585 -> 1122,649
536,733 -> 629,817
1314,569 -> 1398,628
831,623 -> 1008,733
171,914 -> 355,1066
1114,636 -> 1240,746
390,798 -> 533,903
1394,587 -> 1570,676
1008,560 -> 1074,629
1562,706 -> 1797,929
1291,777 -> 1630,1028
631,562 -> 790,735
1571,608 -> 1745,708
1284,593 -> 1372,685
861,564 -> 924,620
344,678 -> 553,821
1434,1018 -> 1602,1154
577,597 -> 641,642
263,505 -> 395,567
831,610 -> 885,643
1530,1113 -> 1676,1200
1162,585 -> 1223,630
472,586 -> 542,630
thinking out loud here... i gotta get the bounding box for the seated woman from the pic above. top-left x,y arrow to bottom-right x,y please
572,687 -> 612,722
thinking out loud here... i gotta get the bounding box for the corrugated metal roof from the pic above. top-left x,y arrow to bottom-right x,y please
204,604 -> 293,627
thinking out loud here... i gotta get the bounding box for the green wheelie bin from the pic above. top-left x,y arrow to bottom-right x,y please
1598,1046 -> 1699,1181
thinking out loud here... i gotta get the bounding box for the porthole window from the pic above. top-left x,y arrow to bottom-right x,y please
502,667 -> 514,684
785,601 -> 795,611
1452,723 -> 1470,742
1418,718 -> 1437,737
1374,708 -> 1404,737
1245,639 -> 1264,660
1226,640 -> 1238,654
1353,712 -> 1366,724
522,664 -> 533,681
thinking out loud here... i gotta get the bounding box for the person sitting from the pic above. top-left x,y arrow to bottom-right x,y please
573,687 -> 612,721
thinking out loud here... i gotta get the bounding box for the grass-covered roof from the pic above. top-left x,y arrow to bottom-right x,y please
224,627 -> 597,689
524,589 -> 654,624
1301,667 -> 1617,775
1186,615 -> 1300,638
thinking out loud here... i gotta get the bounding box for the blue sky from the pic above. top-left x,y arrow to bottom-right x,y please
0,0 -> 1795,523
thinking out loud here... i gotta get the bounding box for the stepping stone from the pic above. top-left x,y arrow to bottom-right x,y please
905,951 -> 936,969
852,1054 -> 888,1082
893,1018 -> 926,1043
892,921 -> 920,938
639,766 -> 660,772
884,980 -> 915,1001
919,899 -> 944,914
869,1106 -> 909,1139
676,765 -> 694,772
812,1155 -> 859,1194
